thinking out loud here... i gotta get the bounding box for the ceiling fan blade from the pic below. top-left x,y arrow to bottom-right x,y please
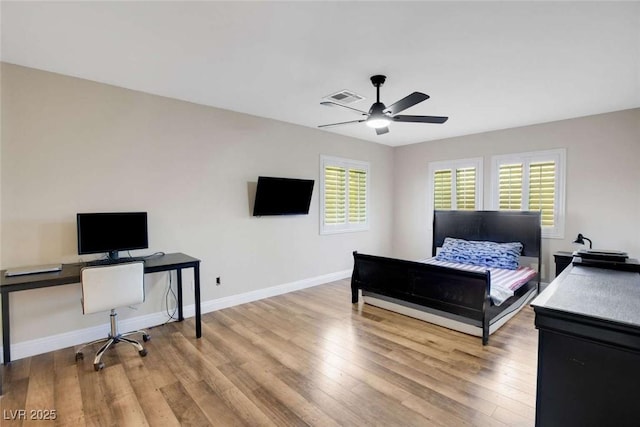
393,115 -> 448,124
320,101 -> 368,115
318,119 -> 366,128
375,127 -> 389,135
384,92 -> 430,115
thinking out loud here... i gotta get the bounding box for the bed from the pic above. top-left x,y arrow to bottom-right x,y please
351,210 -> 541,344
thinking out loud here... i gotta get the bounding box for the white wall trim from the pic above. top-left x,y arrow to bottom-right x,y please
199,269 -> 351,314
1,311 -> 170,364
0,269 -> 351,363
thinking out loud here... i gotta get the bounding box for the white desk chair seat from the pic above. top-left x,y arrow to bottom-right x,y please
75,261 -> 149,371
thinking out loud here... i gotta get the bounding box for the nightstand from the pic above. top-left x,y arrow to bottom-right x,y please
553,251 -> 574,277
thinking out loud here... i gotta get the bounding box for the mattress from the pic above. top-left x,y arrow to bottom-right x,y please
421,257 -> 537,305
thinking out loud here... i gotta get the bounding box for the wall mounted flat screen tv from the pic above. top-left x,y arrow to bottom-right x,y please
77,212 -> 148,259
253,177 -> 314,216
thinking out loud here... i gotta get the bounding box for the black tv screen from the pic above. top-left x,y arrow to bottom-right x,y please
253,177 -> 314,216
77,212 -> 148,257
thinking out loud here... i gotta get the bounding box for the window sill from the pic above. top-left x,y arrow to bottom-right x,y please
320,226 -> 369,235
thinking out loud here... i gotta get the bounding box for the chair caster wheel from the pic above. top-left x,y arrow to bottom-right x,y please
139,349 -> 147,357
143,334 -> 150,342
94,362 -> 105,371
75,352 -> 84,362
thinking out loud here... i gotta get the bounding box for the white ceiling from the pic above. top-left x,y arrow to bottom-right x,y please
2,1 -> 639,147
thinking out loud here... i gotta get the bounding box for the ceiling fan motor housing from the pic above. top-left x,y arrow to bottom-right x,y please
368,102 -> 387,116
367,102 -> 391,128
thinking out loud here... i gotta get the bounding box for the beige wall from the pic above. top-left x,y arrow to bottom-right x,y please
392,108 -> 640,282
3,62 -> 639,349
1,63 -> 394,344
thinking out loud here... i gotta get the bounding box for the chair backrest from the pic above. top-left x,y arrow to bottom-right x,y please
81,262 -> 145,314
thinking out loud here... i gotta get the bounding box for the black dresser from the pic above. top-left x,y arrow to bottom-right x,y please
552,250 -> 573,277
531,266 -> 640,426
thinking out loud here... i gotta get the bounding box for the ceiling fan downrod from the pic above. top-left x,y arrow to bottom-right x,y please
370,75 -> 386,103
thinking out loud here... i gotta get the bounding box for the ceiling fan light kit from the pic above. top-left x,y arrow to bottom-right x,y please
366,104 -> 391,129
366,117 -> 391,129
319,75 -> 448,135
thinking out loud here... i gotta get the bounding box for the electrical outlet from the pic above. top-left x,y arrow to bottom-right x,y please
216,276 -> 221,286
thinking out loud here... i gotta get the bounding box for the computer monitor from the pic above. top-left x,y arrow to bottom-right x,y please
77,212 -> 148,260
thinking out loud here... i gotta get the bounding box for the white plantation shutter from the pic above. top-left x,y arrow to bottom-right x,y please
455,167 -> 476,210
430,160 -> 482,212
348,168 -> 367,224
323,166 -> 346,225
498,163 -> 523,210
529,161 -> 556,227
492,149 -> 565,238
321,156 -> 369,234
433,169 -> 452,209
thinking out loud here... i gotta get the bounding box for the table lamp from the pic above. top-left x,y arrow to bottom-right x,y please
573,233 -> 592,249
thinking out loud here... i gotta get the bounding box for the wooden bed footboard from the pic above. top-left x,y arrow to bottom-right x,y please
352,251 -> 493,343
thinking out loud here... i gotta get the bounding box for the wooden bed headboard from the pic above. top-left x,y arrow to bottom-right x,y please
432,210 -> 541,258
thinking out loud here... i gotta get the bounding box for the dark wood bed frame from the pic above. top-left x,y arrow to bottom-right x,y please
351,210 -> 541,344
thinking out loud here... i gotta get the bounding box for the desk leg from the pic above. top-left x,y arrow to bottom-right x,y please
2,291 -> 11,365
194,263 -> 201,338
176,269 -> 184,322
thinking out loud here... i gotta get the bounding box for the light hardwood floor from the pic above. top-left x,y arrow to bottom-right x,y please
0,279 -> 538,426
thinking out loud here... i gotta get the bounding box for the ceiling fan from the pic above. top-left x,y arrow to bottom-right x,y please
318,75 -> 448,135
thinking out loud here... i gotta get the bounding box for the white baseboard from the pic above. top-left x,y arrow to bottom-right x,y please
1,269 -> 351,363
199,269 -> 351,313
2,311 -> 170,364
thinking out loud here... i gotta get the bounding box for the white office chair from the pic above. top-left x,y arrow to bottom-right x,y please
75,261 -> 150,371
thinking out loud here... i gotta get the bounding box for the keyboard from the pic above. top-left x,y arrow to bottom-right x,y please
5,264 -> 62,277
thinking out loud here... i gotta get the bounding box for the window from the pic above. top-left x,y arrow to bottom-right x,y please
428,158 -> 483,212
491,149 -> 566,238
321,155 -> 369,234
